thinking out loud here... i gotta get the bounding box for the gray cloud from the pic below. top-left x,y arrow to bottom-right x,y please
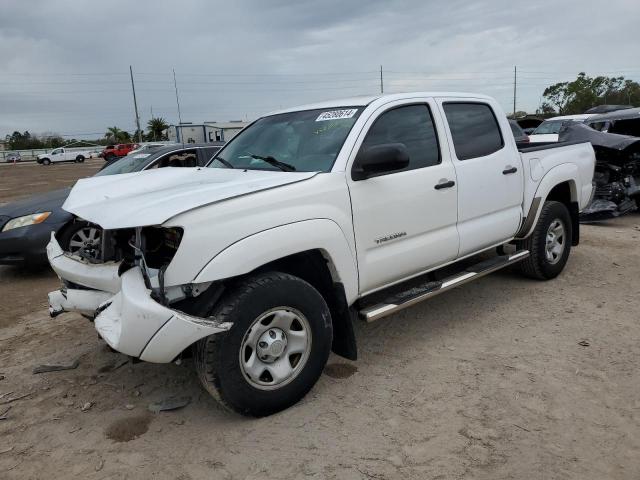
1,0 -> 639,138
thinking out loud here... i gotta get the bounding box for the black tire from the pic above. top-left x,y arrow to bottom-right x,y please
75,155 -> 85,163
42,158 -> 51,165
195,271 -> 333,416
57,221 -> 102,258
517,201 -> 572,280
104,153 -> 115,162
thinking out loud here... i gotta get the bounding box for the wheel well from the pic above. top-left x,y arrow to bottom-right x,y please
546,181 -> 580,246
255,250 -> 357,360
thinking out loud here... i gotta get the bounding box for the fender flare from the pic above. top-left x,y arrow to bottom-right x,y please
516,163 -> 578,239
194,219 -> 359,303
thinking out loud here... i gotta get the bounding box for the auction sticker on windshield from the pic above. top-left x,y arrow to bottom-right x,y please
316,109 -> 358,122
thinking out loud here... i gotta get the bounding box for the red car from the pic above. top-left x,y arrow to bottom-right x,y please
100,143 -> 138,161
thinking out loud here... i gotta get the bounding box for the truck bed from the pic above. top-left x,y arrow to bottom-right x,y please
518,140 -> 586,152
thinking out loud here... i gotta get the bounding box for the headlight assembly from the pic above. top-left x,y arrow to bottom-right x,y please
1,212 -> 52,232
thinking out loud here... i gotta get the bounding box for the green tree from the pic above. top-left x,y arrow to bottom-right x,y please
147,117 -> 169,141
542,72 -> 640,114
5,131 -> 46,150
536,102 -> 556,115
104,126 -> 132,143
105,126 -> 122,143
130,129 -> 145,143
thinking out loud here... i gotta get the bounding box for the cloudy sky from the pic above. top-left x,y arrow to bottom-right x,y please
1,0 -> 638,139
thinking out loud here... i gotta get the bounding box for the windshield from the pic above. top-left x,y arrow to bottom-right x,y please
509,121 -> 525,137
532,120 -> 579,135
94,153 -> 152,176
208,107 -> 363,172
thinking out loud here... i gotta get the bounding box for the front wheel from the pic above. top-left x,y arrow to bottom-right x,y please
42,158 -> 51,165
195,271 -> 333,416
517,200 -> 572,280
58,221 -> 102,259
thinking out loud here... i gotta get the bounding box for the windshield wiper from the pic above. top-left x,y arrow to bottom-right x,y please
212,156 -> 234,169
249,153 -> 296,172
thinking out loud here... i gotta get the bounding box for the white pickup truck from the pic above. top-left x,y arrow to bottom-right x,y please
47,92 -> 595,416
37,147 -> 93,165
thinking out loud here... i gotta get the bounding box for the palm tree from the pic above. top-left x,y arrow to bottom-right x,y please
105,126 -> 123,143
147,117 -> 169,141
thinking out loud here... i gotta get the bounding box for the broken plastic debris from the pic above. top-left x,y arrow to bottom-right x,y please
0,405 -> 11,420
97,357 -> 129,373
33,358 -> 80,374
148,396 -> 191,414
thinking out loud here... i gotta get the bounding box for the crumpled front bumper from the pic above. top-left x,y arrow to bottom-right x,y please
46,233 -> 231,363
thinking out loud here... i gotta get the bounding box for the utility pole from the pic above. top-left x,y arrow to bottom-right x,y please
380,65 -> 384,94
150,106 -> 156,141
173,69 -> 183,125
512,65 -> 517,116
129,65 -> 142,143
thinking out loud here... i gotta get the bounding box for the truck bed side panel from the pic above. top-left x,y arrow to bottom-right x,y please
519,142 -> 595,217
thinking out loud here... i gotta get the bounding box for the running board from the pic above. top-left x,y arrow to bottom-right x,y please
359,250 -> 530,322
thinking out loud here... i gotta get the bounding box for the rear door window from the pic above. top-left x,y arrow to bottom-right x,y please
443,103 -> 504,160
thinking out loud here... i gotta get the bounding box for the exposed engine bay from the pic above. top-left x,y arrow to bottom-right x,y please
559,123 -> 640,222
65,223 -> 216,310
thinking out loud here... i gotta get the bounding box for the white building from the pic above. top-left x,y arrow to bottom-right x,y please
167,121 -> 248,144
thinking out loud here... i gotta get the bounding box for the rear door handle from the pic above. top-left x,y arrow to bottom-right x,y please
502,166 -> 518,175
434,180 -> 455,190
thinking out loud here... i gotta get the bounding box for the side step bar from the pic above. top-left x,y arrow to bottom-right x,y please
359,250 -> 530,322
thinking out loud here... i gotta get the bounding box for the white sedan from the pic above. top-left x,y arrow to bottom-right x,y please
528,114 -> 594,143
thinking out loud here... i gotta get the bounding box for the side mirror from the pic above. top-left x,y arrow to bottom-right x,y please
352,143 -> 410,181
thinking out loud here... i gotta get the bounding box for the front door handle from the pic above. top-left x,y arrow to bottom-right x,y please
502,166 -> 518,175
434,180 -> 455,190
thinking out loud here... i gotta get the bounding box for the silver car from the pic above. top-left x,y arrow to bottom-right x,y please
5,152 -> 22,163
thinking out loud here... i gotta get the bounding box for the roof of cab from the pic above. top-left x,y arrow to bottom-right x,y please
587,107 -> 640,122
267,91 -> 495,116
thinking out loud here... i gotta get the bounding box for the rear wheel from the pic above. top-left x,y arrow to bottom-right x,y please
517,201 -> 572,280
195,271 -> 333,416
75,155 -> 85,163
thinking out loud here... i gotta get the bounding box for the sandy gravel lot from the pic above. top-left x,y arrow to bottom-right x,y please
0,162 -> 639,479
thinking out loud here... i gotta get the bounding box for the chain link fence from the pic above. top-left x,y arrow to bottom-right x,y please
0,146 -> 103,163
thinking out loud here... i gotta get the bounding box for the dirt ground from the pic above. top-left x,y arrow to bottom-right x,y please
0,159 -> 103,204
0,162 -> 639,479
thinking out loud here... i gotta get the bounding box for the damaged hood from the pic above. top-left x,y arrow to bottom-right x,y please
63,167 -> 318,229
559,123 -> 640,151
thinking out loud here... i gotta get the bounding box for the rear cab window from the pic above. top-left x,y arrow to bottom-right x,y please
443,103 -> 504,160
